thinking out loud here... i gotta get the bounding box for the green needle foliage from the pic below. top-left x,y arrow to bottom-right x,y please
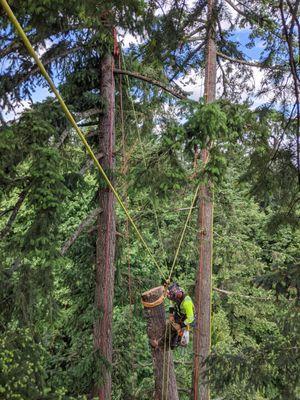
0,0 -> 299,399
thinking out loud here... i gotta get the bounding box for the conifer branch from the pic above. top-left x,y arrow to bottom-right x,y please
279,0 -> 300,185
223,0 -> 284,42
8,45 -> 82,88
169,42 -> 205,82
213,287 -> 271,301
0,25 -> 82,58
216,51 -> 286,70
113,68 -> 188,100
0,105 -> 96,238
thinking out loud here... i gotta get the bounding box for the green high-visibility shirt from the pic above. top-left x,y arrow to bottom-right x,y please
172,295 -> 195,325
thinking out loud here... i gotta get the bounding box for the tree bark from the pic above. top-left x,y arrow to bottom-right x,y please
192,0 -> 216,399
141,286 -> 179,400
93,51 -> 116,400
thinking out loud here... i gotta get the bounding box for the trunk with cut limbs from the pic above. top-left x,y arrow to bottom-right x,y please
192,0 -> 216,399
142,286 -> 179,400
93,51 -> 116,400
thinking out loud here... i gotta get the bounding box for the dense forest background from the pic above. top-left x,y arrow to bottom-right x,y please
0,0 -> 299,399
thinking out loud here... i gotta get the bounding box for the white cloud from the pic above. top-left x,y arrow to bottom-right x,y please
174,69 -> 205,101
36,38 -> 52,57
119,31 -> 143,47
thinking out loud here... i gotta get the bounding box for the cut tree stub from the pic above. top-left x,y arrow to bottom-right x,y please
142,286 -> 179,400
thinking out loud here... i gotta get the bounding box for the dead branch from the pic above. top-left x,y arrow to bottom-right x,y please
223,0 -> 250,19
79,152 -> 104,175
55,108 -> 101,148
114,68 -> 188,100
60,207 -> 102,255
0,189 -> 28,239
217,51 -> 286,70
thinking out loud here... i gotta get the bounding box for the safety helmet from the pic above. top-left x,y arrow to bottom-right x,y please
167,282 -> 184,301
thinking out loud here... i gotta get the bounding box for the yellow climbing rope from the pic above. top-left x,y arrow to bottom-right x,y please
1,0 -> 200,287
0,0 -> 166,280
168,183 -> 200,282
120,49 -> 169,266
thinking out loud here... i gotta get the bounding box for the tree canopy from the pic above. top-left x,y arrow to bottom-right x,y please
0,0 -> 299,399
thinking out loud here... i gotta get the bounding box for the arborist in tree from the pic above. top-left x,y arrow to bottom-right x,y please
166,282 -> 195,349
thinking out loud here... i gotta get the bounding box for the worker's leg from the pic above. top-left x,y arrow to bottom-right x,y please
165,320 -> 180,349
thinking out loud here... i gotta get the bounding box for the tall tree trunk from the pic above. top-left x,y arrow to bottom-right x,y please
192,0 -> 216,399
142,286 -> 179,400
93,51 -> 116,400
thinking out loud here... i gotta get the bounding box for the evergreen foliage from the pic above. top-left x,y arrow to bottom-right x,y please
0,0 -> 299,399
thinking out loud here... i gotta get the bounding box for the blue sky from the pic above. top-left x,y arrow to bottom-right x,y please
2,25 -> 266,121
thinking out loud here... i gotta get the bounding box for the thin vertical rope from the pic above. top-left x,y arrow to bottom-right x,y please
120,48 -> 168,267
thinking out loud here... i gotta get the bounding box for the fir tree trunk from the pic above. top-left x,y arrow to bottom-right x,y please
141,286 -> 179,400
93,51 -> 116,400
192,0 -> 216,399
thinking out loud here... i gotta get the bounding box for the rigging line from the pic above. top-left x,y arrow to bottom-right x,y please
120,48 -> 167,264
161,322 -> 168,400
161,321 -> 171,400
120,48 -> 168,266
168,183 -> 201,282
1,0 -> 166,281
165,322 -> 171,400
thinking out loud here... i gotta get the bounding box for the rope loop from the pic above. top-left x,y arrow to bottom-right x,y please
141,294 -> 165,308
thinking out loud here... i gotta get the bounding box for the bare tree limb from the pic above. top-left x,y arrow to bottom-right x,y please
223,0 -> 249,18
55,108 -> 101,148
76,108 -> 102,120
0,207 -> 14,217
85,128 -> 98,139
113,68 -> 188,100
79,152 -> 104,175
60,207 -> 102,255
217,51 -> 286,70
0,189 -> 28,239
